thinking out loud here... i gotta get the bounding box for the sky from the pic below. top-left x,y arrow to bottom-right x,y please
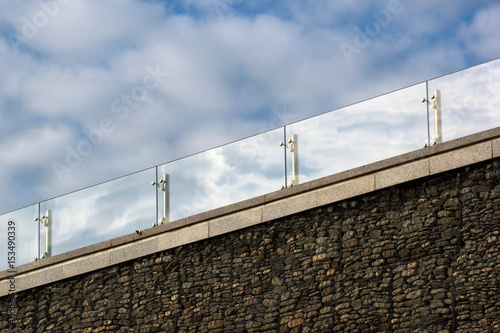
0,0 -> 500,252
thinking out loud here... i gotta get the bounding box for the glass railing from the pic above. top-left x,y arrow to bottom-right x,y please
285,83 -> 428,183
426,59 -> 500,142
0,205 -> 39,271
38,168 -> 156,256
157,127 -> 285,221
1,58 -> 499,271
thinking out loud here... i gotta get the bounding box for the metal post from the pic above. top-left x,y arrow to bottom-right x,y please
421,89 -> 442,147
283,126 -> 288,188
280,134 -> 299,187
161,174 -> 170,224
37,204 -> 41,260
45,210 -> 52,258
434,90 -> 442,144
35,210 -> 52,259
290,134 -> 299,186
152,174 -> 170,225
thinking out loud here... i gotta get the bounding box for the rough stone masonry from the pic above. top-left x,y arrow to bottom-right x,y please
1,158 -> 499,332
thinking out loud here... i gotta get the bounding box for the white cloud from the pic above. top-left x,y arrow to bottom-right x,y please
459,2 -> 500,61
5,0 -> 167,65
21,64 -> 115,120
0,124 -> 74,209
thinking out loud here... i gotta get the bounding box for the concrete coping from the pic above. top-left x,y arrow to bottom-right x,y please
1,126 -> 499,282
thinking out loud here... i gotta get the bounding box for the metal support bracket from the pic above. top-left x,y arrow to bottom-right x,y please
34,210 -> 52,259
280,134 -> 299,188
152,174 -> 170,226
422,90 -> 442,147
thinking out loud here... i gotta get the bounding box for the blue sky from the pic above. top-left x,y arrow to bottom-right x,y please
1,0 -> 500,216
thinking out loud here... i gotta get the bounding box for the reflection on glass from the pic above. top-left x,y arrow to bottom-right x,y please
427,58 -> 500,142
285,83 -> 427,183
157,128 -> 285,220
39,168 -> 156,256
0,205 -> 39,271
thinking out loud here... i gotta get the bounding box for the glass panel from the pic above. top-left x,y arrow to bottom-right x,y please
0,204 -> 39,271
285,83 -> 427,183
427,58 -> 500,142
39,167 -> 156,256
157,128 -> 285,221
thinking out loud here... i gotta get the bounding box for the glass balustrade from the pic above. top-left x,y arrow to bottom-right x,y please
284,83 -> 428,183
427,58 -> 500,143
38,168 -> 156,256
0,204 -> 39,271
1,59 -> 499,271
156,127 -> 285,221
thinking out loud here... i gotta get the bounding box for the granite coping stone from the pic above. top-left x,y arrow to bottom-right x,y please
208,207 -> 262,238
493,137 -> 500,158
1,126 -> 498,281
157,221 -> 209,252
429,141 -> 492,175
374,159 -> 429,190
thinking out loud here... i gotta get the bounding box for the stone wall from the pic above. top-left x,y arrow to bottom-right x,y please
1,158 -> 499,332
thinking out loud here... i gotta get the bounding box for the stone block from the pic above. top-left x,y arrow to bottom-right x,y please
493,138 -> 500,158
375,159 -> 429,190
262,191 -> 318,222
63,252 -> 111,278
209,207 -> 262,238
109,237 -> 157,266
0,279 -> 10,297
317,175 -> 374,206
157,222 -> 209,251
16,265 -> 64,293
429,142 -> 492,175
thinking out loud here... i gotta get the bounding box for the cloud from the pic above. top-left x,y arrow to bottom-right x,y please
0,124 -> 74,207
3,0 -> 168,65
458,2 -> 500,61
